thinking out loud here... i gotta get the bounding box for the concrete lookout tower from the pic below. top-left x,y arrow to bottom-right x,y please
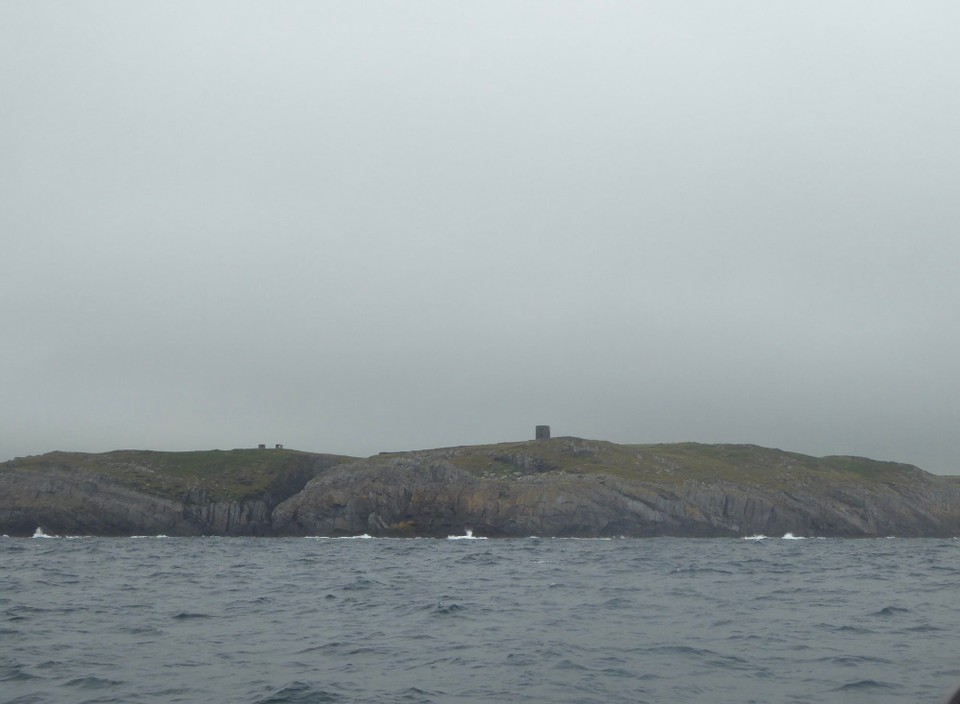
535,425 -> 551,440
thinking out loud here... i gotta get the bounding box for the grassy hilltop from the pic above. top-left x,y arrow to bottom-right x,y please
422,438 -> 921,489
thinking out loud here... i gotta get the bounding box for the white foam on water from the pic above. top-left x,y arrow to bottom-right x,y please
131,535 -> 169,539
303,534 -> 375,540
31,526 -> 91,539
447,529 -> 487,540
743,535 -> 768,541
782,533 -> 806,540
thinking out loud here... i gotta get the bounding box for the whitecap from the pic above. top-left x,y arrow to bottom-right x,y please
447,529 -> 487,540
782,533 -> 806,540
743,535 -> 768,541
303,534 -> 374,540
32,527 -> 57,539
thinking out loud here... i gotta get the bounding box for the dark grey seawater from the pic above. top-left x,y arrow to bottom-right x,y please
2,535 -> 960,704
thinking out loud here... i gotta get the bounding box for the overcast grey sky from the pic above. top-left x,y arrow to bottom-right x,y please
2,2 -> 958,472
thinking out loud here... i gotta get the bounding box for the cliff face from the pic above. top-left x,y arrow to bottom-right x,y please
0,466 -> 194,536
270,447 -> 960,538
2,439 -> 958,537
0,449 -> 348,536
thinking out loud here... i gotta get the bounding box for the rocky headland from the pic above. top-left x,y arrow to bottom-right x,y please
2,438 -> 958,537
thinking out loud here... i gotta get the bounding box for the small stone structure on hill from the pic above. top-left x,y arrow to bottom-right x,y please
536,425 -> 551,440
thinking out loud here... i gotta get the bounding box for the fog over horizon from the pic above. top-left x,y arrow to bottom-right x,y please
3,2 -> 959,473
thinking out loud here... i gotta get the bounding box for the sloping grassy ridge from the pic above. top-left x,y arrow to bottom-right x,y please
414,437 -> 923,490
8,439 -> 930,500
9,448 -> 356,502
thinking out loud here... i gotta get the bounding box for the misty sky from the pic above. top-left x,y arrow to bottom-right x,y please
3,2 -> 959,472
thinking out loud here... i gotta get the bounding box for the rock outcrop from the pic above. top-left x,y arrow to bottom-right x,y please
0,449 -> 348,536
2,439 -> 958,537
271,445 -> 960,538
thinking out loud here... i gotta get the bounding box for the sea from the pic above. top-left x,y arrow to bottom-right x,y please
2,532 -> 960,704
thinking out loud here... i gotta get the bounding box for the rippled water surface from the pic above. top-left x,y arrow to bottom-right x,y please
3,535 -> 960,703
